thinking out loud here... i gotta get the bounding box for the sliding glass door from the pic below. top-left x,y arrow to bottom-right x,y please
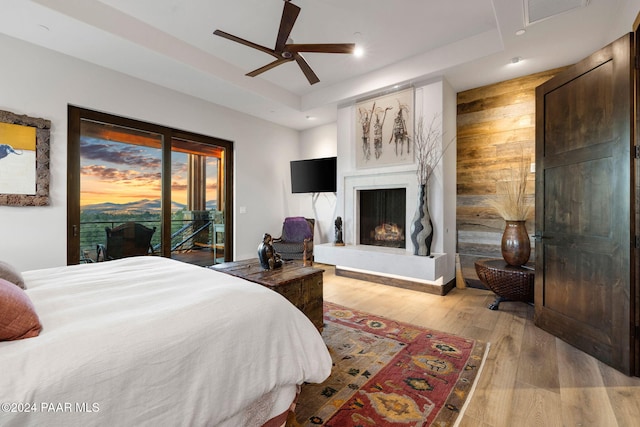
78,120 -> 164,261
67,106 -> 233,266
167,137 -> 226,263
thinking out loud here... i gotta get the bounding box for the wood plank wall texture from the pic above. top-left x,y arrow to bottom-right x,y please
456,67 -> 567,286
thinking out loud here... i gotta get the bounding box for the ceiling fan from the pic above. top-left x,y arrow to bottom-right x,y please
213,0 -> 355,85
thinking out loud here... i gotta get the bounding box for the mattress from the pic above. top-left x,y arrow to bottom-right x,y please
0,256 -> 331,426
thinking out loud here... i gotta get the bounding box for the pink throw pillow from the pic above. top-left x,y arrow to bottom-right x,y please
0,278 -> 42,341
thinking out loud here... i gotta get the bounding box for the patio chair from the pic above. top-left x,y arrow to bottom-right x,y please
97,222 -> 156,261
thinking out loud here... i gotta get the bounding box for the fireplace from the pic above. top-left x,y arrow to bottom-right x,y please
314,168 -> 449,287
359,188 -> 406,248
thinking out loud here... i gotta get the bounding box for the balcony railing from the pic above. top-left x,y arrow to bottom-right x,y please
79,215 -> 224,264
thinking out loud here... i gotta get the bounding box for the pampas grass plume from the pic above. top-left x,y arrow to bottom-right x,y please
489,155 -> 531,221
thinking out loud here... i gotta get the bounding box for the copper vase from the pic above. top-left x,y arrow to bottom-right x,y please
501,220 -> 530,266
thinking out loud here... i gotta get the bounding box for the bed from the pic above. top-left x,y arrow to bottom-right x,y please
0,256 -> 332,426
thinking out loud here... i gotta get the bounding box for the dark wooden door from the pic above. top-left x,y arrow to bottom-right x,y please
534,33 -> 636,375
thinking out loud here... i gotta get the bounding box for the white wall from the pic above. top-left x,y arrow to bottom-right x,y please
442,80 -> 458,277
296,123 -> 338,244
0,34 -> 301,271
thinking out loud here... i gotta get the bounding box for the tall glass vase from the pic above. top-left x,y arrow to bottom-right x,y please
501,220 -> 531,266
410,184 -> 433,256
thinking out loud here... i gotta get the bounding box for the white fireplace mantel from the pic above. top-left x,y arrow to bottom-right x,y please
343,169 -> 417,248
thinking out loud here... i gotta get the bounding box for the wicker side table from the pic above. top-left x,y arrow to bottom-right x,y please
474,258 -> 534,310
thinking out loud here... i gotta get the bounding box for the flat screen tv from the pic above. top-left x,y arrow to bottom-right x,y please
290,157 -> 337,193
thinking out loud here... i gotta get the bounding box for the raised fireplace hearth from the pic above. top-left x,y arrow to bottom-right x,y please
314,243 -> 451,295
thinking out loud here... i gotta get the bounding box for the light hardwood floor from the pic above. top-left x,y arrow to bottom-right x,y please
319,264 -> 640,427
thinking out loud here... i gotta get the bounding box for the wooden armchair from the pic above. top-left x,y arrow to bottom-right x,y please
97,222 -> 156,261
272,217 -> 314,262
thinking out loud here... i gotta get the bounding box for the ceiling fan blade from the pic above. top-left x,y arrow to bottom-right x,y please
213,29 -> 278,58
293,53 -> 320,85
287,43 -> 355,54
246,58 -> 292,77
275,1 -> 301,52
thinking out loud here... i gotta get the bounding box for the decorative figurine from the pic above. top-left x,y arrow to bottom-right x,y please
334,216 -> 345,246
257,233 -> 282,270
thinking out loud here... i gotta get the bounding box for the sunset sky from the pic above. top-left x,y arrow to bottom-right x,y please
80,138 -> 218,208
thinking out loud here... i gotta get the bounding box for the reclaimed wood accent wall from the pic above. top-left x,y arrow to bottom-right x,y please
456,68 -> 567,286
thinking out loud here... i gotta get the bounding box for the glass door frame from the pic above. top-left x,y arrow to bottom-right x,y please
67,105 -> 234,265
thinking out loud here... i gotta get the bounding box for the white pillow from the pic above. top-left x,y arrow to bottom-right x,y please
0,260 -> 26,289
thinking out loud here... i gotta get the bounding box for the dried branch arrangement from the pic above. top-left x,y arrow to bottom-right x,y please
414,114 -> 454,185
489,155 -> 531,221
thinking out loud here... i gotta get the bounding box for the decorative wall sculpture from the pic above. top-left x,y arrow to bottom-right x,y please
355,87 -> 413,169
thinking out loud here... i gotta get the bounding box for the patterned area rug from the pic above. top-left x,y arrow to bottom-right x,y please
291,302 -> 489,426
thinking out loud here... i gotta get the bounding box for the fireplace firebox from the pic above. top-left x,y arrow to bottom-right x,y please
359,188 -> 406,248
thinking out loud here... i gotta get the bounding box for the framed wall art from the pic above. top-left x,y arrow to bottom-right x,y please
0,110 -> 51,206
355,87 -> 414,169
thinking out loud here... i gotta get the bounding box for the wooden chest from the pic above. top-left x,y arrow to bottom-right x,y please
211,259 -> 324,331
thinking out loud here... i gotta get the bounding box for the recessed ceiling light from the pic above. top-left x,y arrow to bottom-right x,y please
305,115 -> 316,120
510,56 -> 523,64
516,29 -> 526,36
353,31 -> 364,58
38,24 -> 50,32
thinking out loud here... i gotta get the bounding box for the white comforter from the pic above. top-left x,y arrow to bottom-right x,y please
0,257 -> 331,427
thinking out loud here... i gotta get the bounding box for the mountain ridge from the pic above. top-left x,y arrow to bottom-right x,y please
81,199 -> 217,214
